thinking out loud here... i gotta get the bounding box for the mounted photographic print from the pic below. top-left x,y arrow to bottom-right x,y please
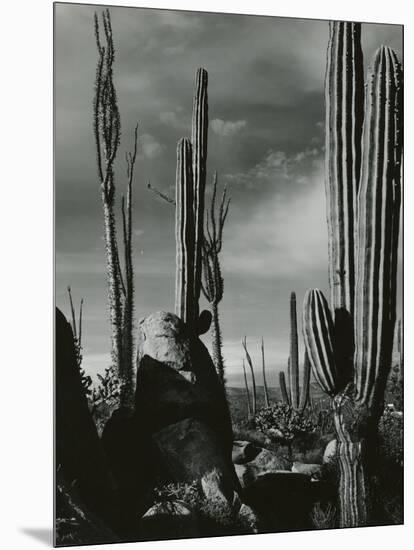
54,2 -> 403,546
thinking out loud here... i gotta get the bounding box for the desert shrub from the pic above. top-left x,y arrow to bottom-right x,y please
384,363 -> 403,411
151,481 -> 254,536
79,365 -> 93,398
153,481 -> 203,509
371,406 -> 403,525
310,502 -> 337,530
378,406 -> 403,468
255,402 -> 316,443
302,402 -> 335,436
88,365 -> 123,433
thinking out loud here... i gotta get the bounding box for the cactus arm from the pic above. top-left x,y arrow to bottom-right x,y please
354,46 -> 402,410
299,351 -> 311,411
289,292 -> 300,409
302,289 -> 338,397
175,138 -> 195,324
325,22 -> 364,314
191,68 -> 208,322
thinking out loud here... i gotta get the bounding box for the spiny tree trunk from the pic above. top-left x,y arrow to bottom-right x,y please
242,360 -> 252,418
242,337 -> 257,416
94,10 -> 138,410
261,338 -> 269,407
211,301 -> 225,388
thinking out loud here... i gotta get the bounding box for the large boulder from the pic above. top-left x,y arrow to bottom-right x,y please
153,418 -> 240,501
291,461 -> 323,479
137,311 -> 192,371
232,440 -> 262,465
249,448 -> 291,470
323,439 -> 337,464
55,308 -> 118,529
134,356 -> 214,435
136,311 -> 233,457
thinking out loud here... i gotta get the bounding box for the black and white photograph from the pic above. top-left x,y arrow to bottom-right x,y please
54,2 -> 403,546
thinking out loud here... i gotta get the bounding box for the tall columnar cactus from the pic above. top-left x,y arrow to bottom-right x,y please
279,371 -> 290,406
298,352 -> 311,411
175,138 -> 195,323
325,22 -> 364,315
192,68 -> 208,321
175,68 -> 208,327
303,22 -> 402,527
279,292 -> 310,412
289,292 -> 300,409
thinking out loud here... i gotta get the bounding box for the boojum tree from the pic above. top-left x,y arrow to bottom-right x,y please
201,172 -> 230,387
302,22 -> 402,527
93,9 -> 138,409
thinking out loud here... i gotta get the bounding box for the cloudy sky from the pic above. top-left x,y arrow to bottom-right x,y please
55,3 -> 402,388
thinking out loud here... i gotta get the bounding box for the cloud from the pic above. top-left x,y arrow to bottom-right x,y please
140,133 -> 164,159
159,110 -> 184,128
211,119 -> 247,137
225,146 -> 321,189
222,152 -> 328,278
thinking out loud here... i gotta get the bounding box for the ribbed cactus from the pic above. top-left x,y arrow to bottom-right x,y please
175,138 -> 195,323
303,22 -> 402,527
279,292 -> 310,411
298,352 -> 311,411
353,46 -> 402,412
279,371 -> 290,406
325,22 -> 364,315
175,68 -> 208,327
192,68 -> 208,321
289,292 -> 300,409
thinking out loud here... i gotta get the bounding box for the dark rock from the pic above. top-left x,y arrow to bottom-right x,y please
136,311 -> 233,458
244,448 -> 291,484
243,472 -> 313,531
56,475 -> 119,547
134,356 -> 211,435
232,440 -> 262,464
101,407 -> 159,528
55,308 -> 118,529
153,418 -> 239,502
